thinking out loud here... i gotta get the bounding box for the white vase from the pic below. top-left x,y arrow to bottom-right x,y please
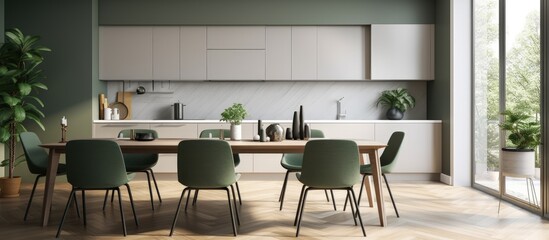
230,124 -> 242,140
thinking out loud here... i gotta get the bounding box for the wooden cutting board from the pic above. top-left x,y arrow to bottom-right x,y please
122,92 -> 133,119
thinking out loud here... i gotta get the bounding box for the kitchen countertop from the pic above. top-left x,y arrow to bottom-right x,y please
94,119 -> 442,124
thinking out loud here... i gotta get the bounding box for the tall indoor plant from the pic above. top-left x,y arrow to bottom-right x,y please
220,103 -> 247,140
0,28 -> 50,197
498,110 -> 540,178
376,88 -> 416,120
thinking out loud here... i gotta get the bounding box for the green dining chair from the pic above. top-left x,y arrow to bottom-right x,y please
170,139 -> 240,237
278,129 -> 336,211
294,139 -> 365,237
344,131 -> 405,218
56,139 -> 138,238
104,129 -> 161,210
191,129 -> 242,206
19,132 -> 80,221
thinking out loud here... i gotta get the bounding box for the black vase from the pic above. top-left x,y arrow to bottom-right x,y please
299,105 -> 304,140
292,111 -> 299,140
386,108 -> 404,120
304,124 -> 311,140
286,127 -> 293,140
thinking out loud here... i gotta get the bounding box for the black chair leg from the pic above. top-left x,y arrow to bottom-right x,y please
230,185 -> 240,225
24,175 -> 42,221
347,189 -> 358,226
144,170 -> 155,210
330,190 -> 337,210
344,174 -> 366,211
293,185 -> 306,226
324,189 -> 330,202
125,184 -> 139,226
350,188 -> 366,237
235,181 -> 242,205
225,188 -> 238,236
170,189 -> 188,236
56,188 -> 76,238
102,190 -> 109,211
279,171 -> 290,210
73,193 -> 81,218
82,190 -> 87,226
382,174 -> 399,217
296,188 -> 310,237
192,189 -> 199,206
185,190 -> 192,212
149,169 -> 162,203
343,192 -> 350,211
116,188 -> 127,236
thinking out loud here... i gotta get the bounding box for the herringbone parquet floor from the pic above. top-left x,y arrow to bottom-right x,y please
1,178 -> 548,239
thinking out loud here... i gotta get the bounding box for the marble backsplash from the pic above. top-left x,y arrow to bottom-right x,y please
106,81 -> 427,120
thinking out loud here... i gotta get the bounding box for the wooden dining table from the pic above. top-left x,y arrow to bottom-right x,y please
40,138 -> 387,227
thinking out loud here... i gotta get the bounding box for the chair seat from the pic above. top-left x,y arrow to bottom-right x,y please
123,153 -> 158,172
36,163 -> 67,176
127,173 -> 136,182
360,164 -> 391,175
280,153 -> 303,171
281,160 -> 301,171
296,172 -> 361,189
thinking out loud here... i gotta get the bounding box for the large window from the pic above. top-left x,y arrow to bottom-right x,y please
473,0 -> 541,211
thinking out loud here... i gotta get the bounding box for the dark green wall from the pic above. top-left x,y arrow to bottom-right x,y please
5,0 -> 103,181
428,0 -> 451,175
99,0 -> 435,25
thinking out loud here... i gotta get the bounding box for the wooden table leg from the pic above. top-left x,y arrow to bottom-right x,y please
364,175 -> 374,207
368,150 -> 386,227
41,149 -> 60,227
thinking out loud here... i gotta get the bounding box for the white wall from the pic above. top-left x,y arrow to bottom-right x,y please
450,0 -> 472,186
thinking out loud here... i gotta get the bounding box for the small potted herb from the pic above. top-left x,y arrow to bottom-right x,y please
220,103 -> 247,140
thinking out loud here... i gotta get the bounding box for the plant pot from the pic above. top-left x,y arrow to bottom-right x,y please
230,124 -> 242,140
0,176 -> 21,198
500,148 -> 535,178
386,108 -> 404,120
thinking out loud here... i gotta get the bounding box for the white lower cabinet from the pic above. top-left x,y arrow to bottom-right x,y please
150,123 -> 197,138
253,154 -> 285,173
93,123 -> 150,138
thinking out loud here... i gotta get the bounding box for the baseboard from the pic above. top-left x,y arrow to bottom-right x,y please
440,173 -> 453,185
147,173 -> 441,182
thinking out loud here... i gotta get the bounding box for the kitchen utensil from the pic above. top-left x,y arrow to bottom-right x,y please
104,108 -> 112,120
173,102 -> 185,120
109,91 -> 128,120
134,132 -> 155,141
112,108 -> 120,120
122,92 -> 133,119
99,93 -> 105,120
136,86 -> 146,94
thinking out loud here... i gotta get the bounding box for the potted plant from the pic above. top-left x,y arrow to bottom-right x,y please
220,103 -> 247,140
376,88 -> 416,120
0,28 -> 50,197
499,110 -> 540,178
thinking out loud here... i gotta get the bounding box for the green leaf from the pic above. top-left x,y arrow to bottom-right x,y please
0,108 -> 13,122
13,105 -> 25,122
1,94 -> 21,107
26,113 -> 45,131
0,127 -> 9,143
24,96 -> 44,107
18,83 -> 32,95
31,82 -> 48,90
23,103 -> 45,118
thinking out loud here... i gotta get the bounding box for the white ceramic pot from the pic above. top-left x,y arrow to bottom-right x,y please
500,148 -> 535,178
230,124 -> 242,140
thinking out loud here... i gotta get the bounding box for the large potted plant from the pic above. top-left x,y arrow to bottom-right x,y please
499,110 -> 541,178
220,103 -> 247,140
0,28 -> 50,197
376,88 -> 416,120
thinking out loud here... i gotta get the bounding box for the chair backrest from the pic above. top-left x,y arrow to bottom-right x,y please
118,129 -> 158,139
300,139 -> 360,188
199,129 -> 230,139
177,139 -> 236,188
282,129 -> 325,165
19,132 -> 49,174
380,131 -> 405,172
66,140 -> 129,189
200,129 -> 240,166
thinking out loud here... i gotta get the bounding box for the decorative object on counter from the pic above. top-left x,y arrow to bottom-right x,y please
134,132 -> 155,141
266,123 -> 284,142
299,105 -> 305,140
257,120 -> 262,135
112,108 -> 120,120
336,97 -> 347,120
220,103 -> 248,140
292,111 -> 299,140
219,129 -> 225,140
109,91 -> 129,120
253,134 -> 260,141
303,124 -> 311,140
285,128 -> 293,140
60,116 -> 68,143
259,127 -> 266,142
136,85 -> 146,94
0,28 -> 50,195
376,88 -> 416,120
104,107 -> 112,120
99,94 -> 105,119
173,101 -> 185,120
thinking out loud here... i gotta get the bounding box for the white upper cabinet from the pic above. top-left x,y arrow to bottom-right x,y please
371,24 -> 434,80
266,26 -> 292,80
99,26 -> 153,80
207,26 -> 266,49
180,26 -> 207,80
153,27 -> 180,80
207,50 -> 266,80
317,26 -> 365,80
291,26 -> 318,80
